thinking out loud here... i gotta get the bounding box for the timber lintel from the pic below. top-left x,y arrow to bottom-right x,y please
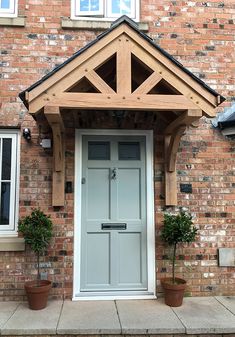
44,105 -> 65,207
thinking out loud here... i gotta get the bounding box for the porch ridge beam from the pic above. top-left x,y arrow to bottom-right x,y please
133,72 -> 162,95
47,93 -> 197,110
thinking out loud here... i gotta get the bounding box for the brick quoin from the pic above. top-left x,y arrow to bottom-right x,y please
0,0 -> 234,301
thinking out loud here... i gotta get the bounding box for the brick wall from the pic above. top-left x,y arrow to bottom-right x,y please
0,0 -> 234,300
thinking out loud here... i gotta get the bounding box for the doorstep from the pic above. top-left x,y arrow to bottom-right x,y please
0,297 -> 235,335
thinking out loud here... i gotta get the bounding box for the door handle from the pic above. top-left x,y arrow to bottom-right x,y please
111,168 -> 117,180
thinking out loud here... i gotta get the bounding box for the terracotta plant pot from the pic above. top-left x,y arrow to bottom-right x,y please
25,280 -> 51,310
161,277 -> 186,307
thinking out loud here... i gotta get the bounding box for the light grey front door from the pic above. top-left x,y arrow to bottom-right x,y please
80,135 -> 147,292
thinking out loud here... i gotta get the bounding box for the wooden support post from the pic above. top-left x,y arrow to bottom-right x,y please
165,135 -> 177,206
44,105 -> 65,207
167,126 -> 186,172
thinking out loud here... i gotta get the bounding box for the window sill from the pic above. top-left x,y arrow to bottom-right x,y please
0,237 -> 25,251
61,18 -> 149,32
0,16 -> 25,27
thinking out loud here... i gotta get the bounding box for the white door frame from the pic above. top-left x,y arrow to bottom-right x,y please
73,129 -> 156,300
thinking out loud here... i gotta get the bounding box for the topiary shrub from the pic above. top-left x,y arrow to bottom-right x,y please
161,210 -> 198,284
18,208 -> 53,285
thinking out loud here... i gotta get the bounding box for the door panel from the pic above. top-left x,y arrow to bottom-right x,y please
81,135 -> 147,292
86,232 -> 110,286
87,168 -> 110,220
117,168 -> 141,220
118,232 -> 141,285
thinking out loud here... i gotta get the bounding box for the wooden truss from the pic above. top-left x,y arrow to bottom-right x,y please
23,22 -> 221,206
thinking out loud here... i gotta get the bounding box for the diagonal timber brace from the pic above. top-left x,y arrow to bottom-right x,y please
164,109 -> 202,206
44,105 -> 65,207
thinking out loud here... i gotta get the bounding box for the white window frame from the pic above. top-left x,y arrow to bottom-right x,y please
0,0 -> 18,17
0,130 -> 20,237
71,0 -> 140,22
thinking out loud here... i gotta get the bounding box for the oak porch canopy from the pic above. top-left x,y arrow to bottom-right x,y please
19,16 -> 224,207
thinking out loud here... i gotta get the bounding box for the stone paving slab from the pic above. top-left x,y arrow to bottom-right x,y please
216,296 -> 235,314
116,299 -> 185,334
57,300 -> 121,335
1,301 -> 63,335
0,302 -> 19,330
173,297 -> 235,334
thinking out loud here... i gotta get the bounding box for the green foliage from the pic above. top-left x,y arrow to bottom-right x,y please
161,210 -> 198,283
161,211 -> 197,246
18,208 -> 53,255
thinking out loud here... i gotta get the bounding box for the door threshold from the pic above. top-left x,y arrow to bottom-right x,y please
73,292 -> 156,301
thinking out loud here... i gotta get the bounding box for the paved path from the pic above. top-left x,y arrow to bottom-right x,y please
0,296 -> 235,335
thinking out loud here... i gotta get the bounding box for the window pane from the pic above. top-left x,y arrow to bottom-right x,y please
80,0 -> 89,11
88,142 -> 110,160
2,138 -> 12,180
1,0 -> 10,9
0,182 -> 10,225
112,0 -> 131,15
119,142 -> 140,160
90,0 -> 99,11
80,0 -> 99,12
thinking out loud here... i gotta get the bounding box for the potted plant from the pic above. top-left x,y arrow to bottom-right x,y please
18,208 -> 53,310
161,210 -> 198,307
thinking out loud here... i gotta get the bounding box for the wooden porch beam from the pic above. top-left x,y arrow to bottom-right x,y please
44,105 -> 65,207
126,26 -> 218,108
85,70 -> 116,94
131,44 -> 216,117
164,109 -> 202,134
45,93 -> 197,111
28,42 -> 118,114
117,35 -> 132,94
133,72 -> 162,94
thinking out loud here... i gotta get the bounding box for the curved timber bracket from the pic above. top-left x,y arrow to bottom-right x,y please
164,109 -> 202,206
44,105 -> 65,207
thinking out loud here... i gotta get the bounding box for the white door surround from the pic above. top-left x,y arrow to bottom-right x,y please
73,129 -> 155,300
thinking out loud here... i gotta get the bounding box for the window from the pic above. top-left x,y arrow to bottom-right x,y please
72,0 -> 139,21
0,0 -> 17,17
0,131 -> 20,235
88,141 -> 110,160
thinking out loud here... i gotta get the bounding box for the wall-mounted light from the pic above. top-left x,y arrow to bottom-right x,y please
22,128 -> 31,141
112,110 -> 126,127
